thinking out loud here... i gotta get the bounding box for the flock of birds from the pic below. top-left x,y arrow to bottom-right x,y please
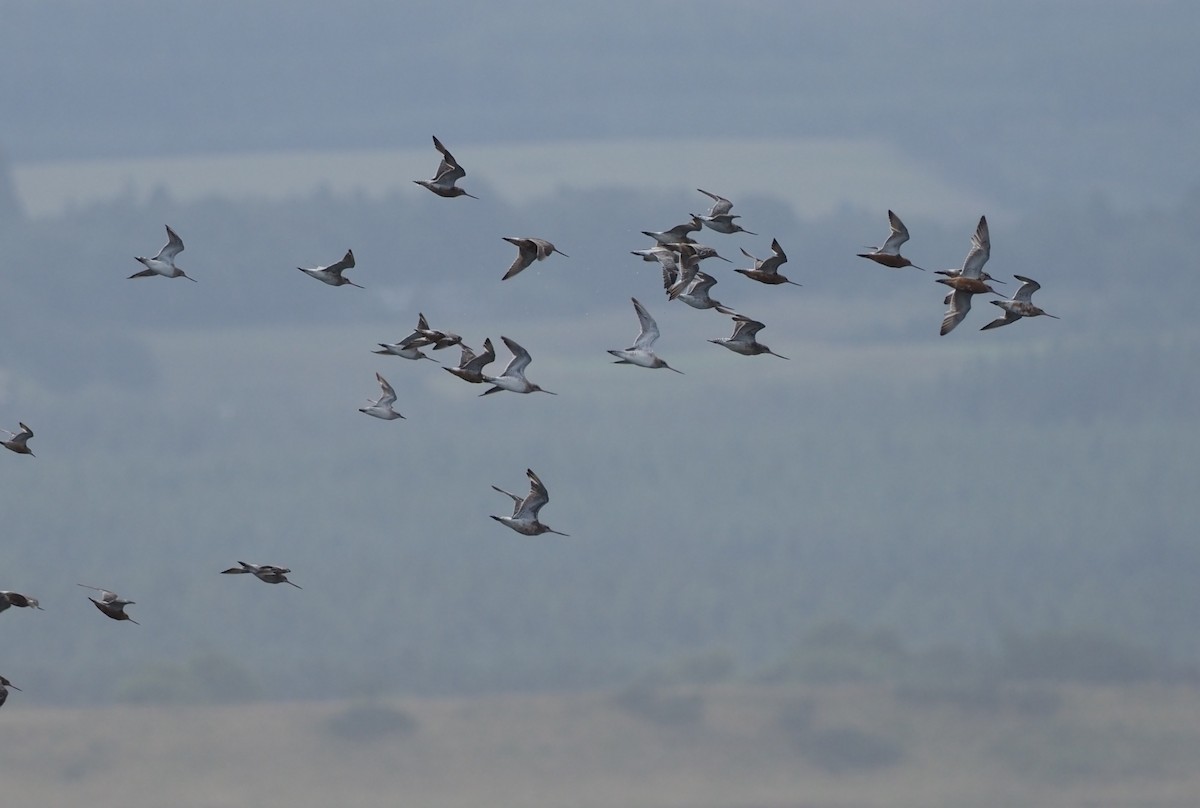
0,136 -> 1060,708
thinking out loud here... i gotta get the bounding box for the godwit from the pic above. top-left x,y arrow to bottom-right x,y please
642,215 -> 703,246
937,216 -> 1001,335
608,297 -> 683,373
1,423 -> 33,456
480,337 -> 555,396
359,372 -> 404,420
693,188 -> 757,235
981,275 -> 1060,330
444,338 -> 496,384
490,468 -> 569,536
130,225 -> 196,281
632,245 -> 680,271
221,562 -> 302,588
414,135 -> 478,199
298,249 -> 361,288
373,340 -> 437,361
78,584 -> 138,624
857,210 -> 925,270
735,239 -> 799,286
0,675 -> 20,708
400,313 -> 463,351
0,591 -> 43,612
373,317 -> 439,360
671,270 -> 737,315
709,314 -> 789,359
501,237 -> 569,280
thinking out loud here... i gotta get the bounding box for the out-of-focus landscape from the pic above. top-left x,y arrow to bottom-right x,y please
1,2 -> 1199,805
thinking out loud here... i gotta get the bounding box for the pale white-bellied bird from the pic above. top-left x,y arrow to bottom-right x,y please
297,249 -> 361,288
131,225 -> 196,281
359,373 -> 404,420
608,297 -> 683,373
414,135 -> 478,199
1,422 -> 34,456
78,584 -> 138,624
490,468 -> 569,536
480,337 -> 555,396
693,188 -> 756,235
221,562 -> 302,588
444,338 -> 496,384
981,275 -> 1060,330
709,314 -> 789,359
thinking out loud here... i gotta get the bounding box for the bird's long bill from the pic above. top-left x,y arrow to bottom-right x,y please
286,581 -> 303,589
715,255 -> 732,262
347,281 -> 366,289
1045,313 -> 1062,319
464,192 -> 480,200
6,683 -> 20,691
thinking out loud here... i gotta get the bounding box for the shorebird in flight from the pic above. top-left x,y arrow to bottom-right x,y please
642,215 -> 703,246
709,315 -> 789,359
491,468 -> 569,537
608,297 -> 683,373
444,338 -> 496,384
398,313 -> 462,351
0,591 -> 43,613
0,675 -> 19,708
414,135 -> 478,199
221,562 -> 302,588
298,249 -> 361,288
359,373 -> 404,420
480,337 -> 555,396
501,237 -> 568,280
670,270 -> 738,315
693,188 -> 757,235
937,216 -> 1001,335
857,210 -> 924,271
1,423 -> 34,456
735,239 -> 799,286
981,275 -> 1060,330
79,584 -> 138,624
130,225 -> 196,281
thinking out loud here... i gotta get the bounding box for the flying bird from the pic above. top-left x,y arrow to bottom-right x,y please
490,468 -> 569,536
709,314 -> 789,359
735,239 -> 799,286
297,249 -> 361,288
608,297 -> 683,373
221,562 -> 302,588
501,237 -> 568,280
669,270 -> 738,315
937,216 -> 1001,335
414,135 -> 478,199
857,210 -> 925,270
359,373 -> 405,420
642,215 -> 703,246
981,275 -> 1060,330
480,337 -> 555,396
0,591 -> 43,613
0,675 -> 20,708
0,423 -> 34,456
444,338 -> 497,384
78,584 -> 138,624
130,225 -> 196,281
693,188 -> 757,235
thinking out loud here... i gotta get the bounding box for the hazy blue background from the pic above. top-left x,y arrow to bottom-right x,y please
0,0 -> 1197,711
